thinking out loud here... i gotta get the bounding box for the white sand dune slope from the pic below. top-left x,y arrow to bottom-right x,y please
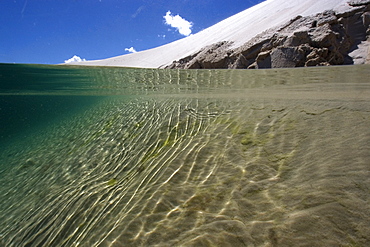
70,0 -> 350,68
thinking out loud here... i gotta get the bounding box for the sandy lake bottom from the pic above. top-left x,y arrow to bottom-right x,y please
0,64 -> 369,246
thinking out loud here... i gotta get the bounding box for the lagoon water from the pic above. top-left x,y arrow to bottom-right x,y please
0,63 -> 369,246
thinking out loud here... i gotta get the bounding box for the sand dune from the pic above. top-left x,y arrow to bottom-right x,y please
70,0 -> 350,68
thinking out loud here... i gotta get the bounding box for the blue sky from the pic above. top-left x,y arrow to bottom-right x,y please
1,0 -> 263,64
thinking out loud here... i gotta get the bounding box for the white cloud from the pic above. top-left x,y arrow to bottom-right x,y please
163,11 -> 192,36
125,47 -> 137,53
64,55 -> 86,63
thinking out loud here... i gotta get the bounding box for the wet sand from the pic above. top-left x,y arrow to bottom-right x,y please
0,66 -> 369,246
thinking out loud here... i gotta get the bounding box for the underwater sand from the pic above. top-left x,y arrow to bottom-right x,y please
0,64 -> 369,246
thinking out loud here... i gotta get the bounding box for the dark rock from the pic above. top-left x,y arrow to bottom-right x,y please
254,51 -> 272,69
270,46 -> 306,68
230,54 -> 251,69
349,0 -> 370,7
166,2 -> 370,69
167,41 -> 232,69
316,10 -> 338,26
365,11 -> 370,35
309,24 -> 338,48
239,39 -> 271,59
284,31 -> 310,46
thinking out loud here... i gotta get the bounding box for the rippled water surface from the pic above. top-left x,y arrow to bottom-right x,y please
0,64 -> 369,246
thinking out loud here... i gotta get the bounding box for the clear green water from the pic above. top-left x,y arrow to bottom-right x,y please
0,64 -> 369,246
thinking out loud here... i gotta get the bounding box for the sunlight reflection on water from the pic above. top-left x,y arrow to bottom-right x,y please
0,64 -> 369,246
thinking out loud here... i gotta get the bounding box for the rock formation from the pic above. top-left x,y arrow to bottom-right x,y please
166,1 -> 370,69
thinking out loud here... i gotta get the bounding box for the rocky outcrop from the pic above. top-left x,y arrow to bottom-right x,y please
168,41 -> 233,69
166,1 -> 370,69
